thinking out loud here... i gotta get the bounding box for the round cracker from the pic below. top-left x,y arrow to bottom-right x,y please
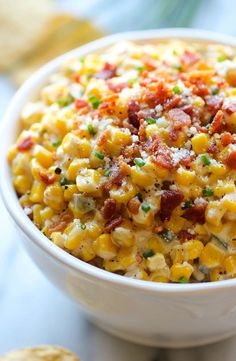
0,346 -> 80,361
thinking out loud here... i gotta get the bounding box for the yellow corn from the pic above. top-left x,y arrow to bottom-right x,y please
66,158 -> 90,180
147,253 -> 166,272
183,240 -> 204,261
130,167 -> 153,187
224,255 -> 236,275
110,181 -> 137,203
32,204 -> 43,227
29,180 -> 46,203
76,169 -> 101,193
170,262 -> 193,282
34,145 -> 54,168
43,184 -> 65,211
13,175 -> 32,195
93,234 -> 118,260
191,133 -> 209,154
176,167 -> 195,186
200,242 -> 226,268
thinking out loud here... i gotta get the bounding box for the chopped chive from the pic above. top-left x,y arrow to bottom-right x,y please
136,192 -> 143,202
143,249 -> 154,259
134,157 -> 145,167
129,78 -> 138,86
95,151 -> 104,160
172,85 -> 181,95
201,154 -> 211,166
182,200 -> 193,209
217,54 -> 227,62
211,86 -> 219,95
60,177 -> 73,186
160,229 -> 175,243
104,169 -> 111,177
85,73 -> 93,80
81,223 -> 86,230
172,64 -> 182,71
57,94 -> 74,107
203,188 -> 214,197
178,276 -> 189,284
54,167 -> 62,175
146,117 -> 156,124
141,203 -> 151,213
205,123 -> 211,130
89,95 -> 102,109
135,65 -> 144,74
52,139 -> 61,147
88,124 -> 96,135
212,235 -> 228,250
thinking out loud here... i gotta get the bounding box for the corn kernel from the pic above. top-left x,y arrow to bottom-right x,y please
13,175 -> 32,195
62,133 -> 92,158
170,262 -> 193,282
44,184 -> 65,211
32,204 -> 43,227
34,145 -> 54,168
224,255 -> 236,275
191,133 -> 209,154
111,224 -> 135,247
76,169 -> 101,193
147,253 -> 166,272
130,167 -> 153,187
210,267 -> 224,282
63,184 -> 78,202
66,158 -> 90,180
176,167 -> 195,186
200,242 -> 226,268
110,181 -> 137,203
183,240 -> 204,261
29,180 -> 46,203
40,207 -> 54,223
222,193 -> 236,212
93,234 -> 117,260
205,201 -> 225,226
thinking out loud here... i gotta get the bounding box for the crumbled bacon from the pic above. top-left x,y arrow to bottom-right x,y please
164,95 -> 181,111
183,203 -> 207,224
48,211 -> 73,234
224,150 -> 236,169
209,110 -> 225,134
168,108 -> 191,130
205,95 -> 223,113
144,82 -> 169,107
169,128 -> 179,142
39,170 -> 56,185
191,79 -> 210,97
143,57 -> 157,71
178,230 -> 195,241
107,81 -> 129,93
17,136 -> 34,151
105,215 -> 123,232
128,197 -> 140,214
75,99 -> 89,110
221,132 -> 234,147
101,198 -> 116,219
95,62 -> 117,80
160,190 -> 184,222
151,143 -> 173,170
180,103 -> 193,115
161,181 -> 172,190
180,50 -> 200,67
223,102 -> 236,114
207,142 -> 218,155
128,99 -> 140,128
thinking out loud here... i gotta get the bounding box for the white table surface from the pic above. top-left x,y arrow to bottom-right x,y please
2,1 -> 236,359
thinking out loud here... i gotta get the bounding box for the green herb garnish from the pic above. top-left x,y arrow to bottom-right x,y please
172,64 -> 182,71
141,203 -> 151,213
135,65 -> 144,74
134,158 -> 145,167
143,249 -> 154,259
60,177 -> 73,186
211,86 -> 219,95
203,188 -> 214,197
212,235 -> 228,250
52,139 -> 61,147
104,169 -> 111,177
146,117 -> 156,124
172,85 -> 181,95
182,200 -> 193,209
160,229 -> 175,243
57,94 -> 74,107
201,154 -> 211,166
81,223 -> 86,230
89,95 -> 102,109
95,151 -> 104,160
178,277 -> 189,284
88,124 -> 96,135
217,54 -> 227,62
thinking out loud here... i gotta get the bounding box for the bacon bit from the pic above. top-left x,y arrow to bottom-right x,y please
180,103 -> 193,115
128,197 -> 140,214
194,124 -> 208,134
161,181 -> 172,190
102,94 -> 119,103
180,50 -> 200,67
128,99 -> 140,128
105,215 -> 123,232
169,128 -> 179,142
75,99 -> 89,110
178,230 -> 195,241
123,118 -> 139,135
164,95 -> 181,111
207,142 -> 218,155
143,57 -> 157,71
191,80 -> 210,97
223,102 -> 236,114
97,131 -> 109,147
48,211 -> 73,234
95,62 -> 117,80
138,119 -> 146,142
183,203 -> 207,224
209,110 -> 225,134
160,190 -> 184,222
107,81 -> 129,93
101,198 -> 117,219
121,144 -> 140,161
17,136 -> 34,151
179,153 -> 194,167
135,253 -> 143,264
224,150 -> 236,169
221,132 -> 234,147
72,73 -> 81,83
144,82 -> 169,107
153,225 -> 164,233
205,95 -> 223,113
151,143 -> 173,170
105,161 -> 130,190
39,170 -> 56,185
168,108 -> 191,129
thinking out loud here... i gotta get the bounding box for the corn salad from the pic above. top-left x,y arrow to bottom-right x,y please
8,40 -> 236,283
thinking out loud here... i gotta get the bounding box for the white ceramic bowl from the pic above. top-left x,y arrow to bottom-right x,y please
2,28 -> 236,348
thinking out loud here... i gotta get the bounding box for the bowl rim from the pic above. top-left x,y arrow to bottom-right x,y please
2,27 -> 236,294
